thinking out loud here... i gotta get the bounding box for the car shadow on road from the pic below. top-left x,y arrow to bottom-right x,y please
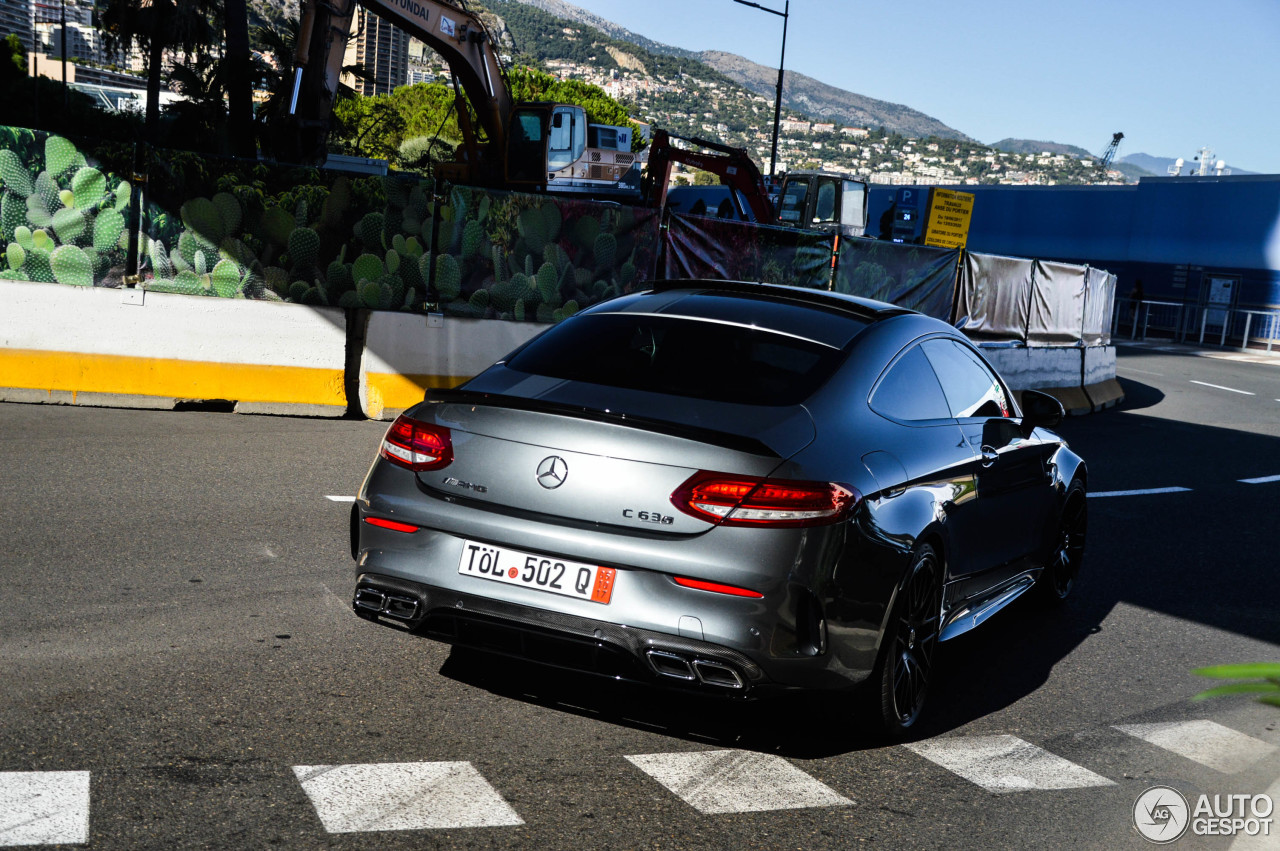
439,375 -> 1280,758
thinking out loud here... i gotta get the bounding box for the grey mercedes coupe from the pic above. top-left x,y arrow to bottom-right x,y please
349,279 -> 1087,736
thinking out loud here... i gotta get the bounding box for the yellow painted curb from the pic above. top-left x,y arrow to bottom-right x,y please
0,348 -> 346,406
365,371 -> 471,420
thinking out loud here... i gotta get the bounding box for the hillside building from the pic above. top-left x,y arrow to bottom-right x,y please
1,0 -> 34,54
343,7 -> 409,96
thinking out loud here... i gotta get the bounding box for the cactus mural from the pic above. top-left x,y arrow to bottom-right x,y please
834,238 -> 961,321
0,124 -> 675,324
661,211 -> 833,289
0,126 -> 133,286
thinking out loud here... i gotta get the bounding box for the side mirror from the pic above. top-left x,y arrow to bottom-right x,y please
1020,389 -> 1064,432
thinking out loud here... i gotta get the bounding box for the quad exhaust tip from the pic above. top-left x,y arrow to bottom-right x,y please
354,587 -> 422,622
646,649 -> 745,689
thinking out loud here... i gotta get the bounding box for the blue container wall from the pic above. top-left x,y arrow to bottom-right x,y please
866,176 -> 1280,309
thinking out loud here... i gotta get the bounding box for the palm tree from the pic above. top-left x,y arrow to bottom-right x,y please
98,0 -> 219,143
223,0 -> 256,158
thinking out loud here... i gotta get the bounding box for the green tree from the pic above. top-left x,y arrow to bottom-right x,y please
99,0 -> 220,142
1,33 -> 26,80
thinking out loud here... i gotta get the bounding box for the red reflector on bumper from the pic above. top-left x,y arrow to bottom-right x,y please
672,576 -> 764,598
364,516 -> 419,533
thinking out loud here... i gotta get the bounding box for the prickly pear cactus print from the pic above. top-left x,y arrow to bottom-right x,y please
0,127 -> 133,286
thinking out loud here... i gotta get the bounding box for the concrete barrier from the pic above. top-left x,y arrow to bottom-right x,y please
1082,345 -> 1123,410
0,280 -> 348,416
1,279 -> 1122,420
977,343 -> 1121,415
359,312 -> 545,420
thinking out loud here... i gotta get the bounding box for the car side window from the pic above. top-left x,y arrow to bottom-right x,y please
870,344 -> 952,422
921,339 -> 1009,419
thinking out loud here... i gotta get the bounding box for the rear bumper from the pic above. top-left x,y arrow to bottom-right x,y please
353,572 -> 865,695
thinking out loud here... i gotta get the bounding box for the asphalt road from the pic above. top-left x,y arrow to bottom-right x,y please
2,342 -> 1279,850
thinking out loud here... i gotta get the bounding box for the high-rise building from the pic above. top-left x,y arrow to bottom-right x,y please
343,8 -> 409,97
1,0 -> 35,55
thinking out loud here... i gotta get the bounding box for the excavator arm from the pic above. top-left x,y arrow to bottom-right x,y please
274,0 -> 511,173
643,129 -> 775,222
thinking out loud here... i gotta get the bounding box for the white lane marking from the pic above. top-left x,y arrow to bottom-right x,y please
1240,474 -> 1280,484
625,750 -> 851,814
326,495 -> 356,502
1120,366 -> 1165,376
293,762 -> 523,833
1190,380 -> 1256,396
1230,774 -> 1280,850
0,771 -> 90,847
903,735 -> 1115,793
1089,487 -> 1192,498
1115,721 -> 1277,774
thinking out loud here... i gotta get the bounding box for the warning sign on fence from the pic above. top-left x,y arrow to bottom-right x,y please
923,189 -> 975,249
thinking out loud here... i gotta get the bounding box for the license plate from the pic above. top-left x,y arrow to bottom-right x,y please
457,540 -> 616,604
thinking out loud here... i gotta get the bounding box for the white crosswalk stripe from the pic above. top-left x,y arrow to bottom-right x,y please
903,735 -> 1116,793
0,771 -> 90,847
1114,720 -> 1277,773
625,750 -> 852,814
292,762 -> 524,833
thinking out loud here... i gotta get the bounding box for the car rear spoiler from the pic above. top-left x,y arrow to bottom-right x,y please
423,387 -> 781,458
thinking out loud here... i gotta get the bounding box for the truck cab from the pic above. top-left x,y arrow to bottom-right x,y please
505,103 -> 640,197
775,171 -> 869,238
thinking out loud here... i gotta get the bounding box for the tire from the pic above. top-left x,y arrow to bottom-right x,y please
1035,480 -> 1087,605
875,542 -> 944,738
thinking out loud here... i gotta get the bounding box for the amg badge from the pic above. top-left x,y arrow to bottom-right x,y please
442,476 -> 487,493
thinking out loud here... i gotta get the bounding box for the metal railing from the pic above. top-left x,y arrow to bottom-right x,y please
1112,298 -> 1189,342
1112,299 -> 1280,353
1197,306 -> 1280,353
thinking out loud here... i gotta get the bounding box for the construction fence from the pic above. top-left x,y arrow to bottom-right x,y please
0,125 -> 1113,345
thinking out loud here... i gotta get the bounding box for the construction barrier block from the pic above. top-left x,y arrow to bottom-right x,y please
360,312 -> 545,420
0,281 -> 348,416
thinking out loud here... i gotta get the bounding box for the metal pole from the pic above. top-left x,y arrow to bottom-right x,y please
1141,303 -> 1151,340
1241,312 -> 1252,353
1219,311 -> 1229,347
60,0 -> 68,108
732,0 -> 788,180
770,2 -> 788,180
1199,309 -> 1207,345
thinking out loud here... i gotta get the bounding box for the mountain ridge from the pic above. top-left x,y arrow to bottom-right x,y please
510,0 -> 971,141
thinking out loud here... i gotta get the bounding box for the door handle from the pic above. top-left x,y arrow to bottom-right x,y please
980,445 -> 999,467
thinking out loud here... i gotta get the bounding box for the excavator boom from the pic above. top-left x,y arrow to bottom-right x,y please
278,0 -> 510,172
644,130 -> 775,222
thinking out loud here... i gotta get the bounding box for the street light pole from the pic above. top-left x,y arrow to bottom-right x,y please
732,0 -> 789,180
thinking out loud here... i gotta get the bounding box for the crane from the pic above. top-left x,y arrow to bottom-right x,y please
1099,132 -> 1124,171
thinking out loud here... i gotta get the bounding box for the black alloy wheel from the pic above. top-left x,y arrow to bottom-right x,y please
1039,480 -> 1087,604
877,543 -> 943,737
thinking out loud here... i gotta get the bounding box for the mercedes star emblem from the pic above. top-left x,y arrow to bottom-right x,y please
536,456 -> 568,489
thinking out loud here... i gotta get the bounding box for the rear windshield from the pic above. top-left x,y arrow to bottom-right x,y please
505,313 -> 846,406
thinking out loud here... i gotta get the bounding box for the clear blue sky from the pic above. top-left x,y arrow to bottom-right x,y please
557,0 -> 1280,174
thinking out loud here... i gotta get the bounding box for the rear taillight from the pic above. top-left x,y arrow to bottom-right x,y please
671,471 -> 859,528
380,414 -> 453,472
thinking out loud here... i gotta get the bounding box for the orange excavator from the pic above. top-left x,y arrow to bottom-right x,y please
273,0 -> 639,196
275,0 -> 867,234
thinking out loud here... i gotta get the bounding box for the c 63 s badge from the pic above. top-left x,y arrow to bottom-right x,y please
624,509 -> 675,525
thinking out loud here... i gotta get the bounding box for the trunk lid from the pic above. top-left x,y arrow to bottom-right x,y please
412,385 -> 815,533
